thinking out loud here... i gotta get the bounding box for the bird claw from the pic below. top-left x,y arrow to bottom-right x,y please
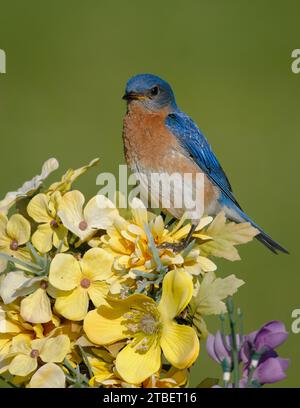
158,241 -> 187,253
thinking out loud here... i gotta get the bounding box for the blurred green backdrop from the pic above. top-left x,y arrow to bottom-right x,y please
0,0 -> 299,387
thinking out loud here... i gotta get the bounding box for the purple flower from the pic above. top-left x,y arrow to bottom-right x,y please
206,320 -> 289,387
246,321 -> 288,353
240,321 -> 289,386
253,356 -> 290,384
206,331 -> 242,366
206,332 -> 232,364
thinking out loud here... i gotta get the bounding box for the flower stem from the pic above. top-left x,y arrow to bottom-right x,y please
0,253 -> 41,272
226,297 -> 240,388
78,345 -> 94,380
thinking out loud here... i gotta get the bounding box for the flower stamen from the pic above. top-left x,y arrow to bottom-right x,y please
79,220 -> 88,231
80,278 -> 91,288
30,349 -> 39,358
40,280 -> 48,290
139,313 -> 158,335
10,240 -> 19,251
50,219 -> 59,228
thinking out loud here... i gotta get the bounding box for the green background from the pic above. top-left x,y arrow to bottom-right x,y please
0,0 -> 299,387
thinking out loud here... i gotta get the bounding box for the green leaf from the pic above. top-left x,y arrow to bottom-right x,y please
192,271 -> 244,316
197,378 -> 219,388
200,211 -> 259,261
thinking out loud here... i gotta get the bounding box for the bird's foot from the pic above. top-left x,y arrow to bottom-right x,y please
158,241 -> 187,253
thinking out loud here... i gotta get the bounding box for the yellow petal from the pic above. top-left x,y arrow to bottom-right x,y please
11,248 -> 33,270
0,258 -> 7,273
49,158 -> 99,193
9,354 -> 37,376
0,213 -> 8,237
28,363 -> 65,388
81,247 -> 114,281
0,307 -> 22,334
88,281 -> 109,307
0,237 -> 11,252
20,288 -> 52,324
49,253 -> 82,291
39,335 -> 70,363
55,287 -> 89,321
27,194 -> 52,223
152,215 -> 165,239
183,263 -> 203,276
0,353 -> 12,374
116,340 -> 161,384
158,269 -> 193,320
6,214 -> 31,245
52,225 -> 69,252
0,271 -> 29,304
10,334 -> 32,353
84,195 -> 117,230
130,198 -> 148,228
57,190 -> 85,236
32,224 -> 53,253
195,216 -> 213,231
84,307 -> 126,345
198,256 -> 217,272
160,321 -> 199,369
170,224 -> 190,241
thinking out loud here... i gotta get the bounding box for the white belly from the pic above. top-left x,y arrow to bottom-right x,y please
129,167 -> 219,222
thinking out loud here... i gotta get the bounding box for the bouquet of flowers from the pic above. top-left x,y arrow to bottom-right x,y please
0,159 -> 289,388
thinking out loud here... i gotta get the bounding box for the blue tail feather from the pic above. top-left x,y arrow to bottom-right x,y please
227,206 -> 289,255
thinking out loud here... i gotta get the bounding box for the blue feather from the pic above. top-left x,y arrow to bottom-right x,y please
165,111 -> 288,254
165,111 -> 240,208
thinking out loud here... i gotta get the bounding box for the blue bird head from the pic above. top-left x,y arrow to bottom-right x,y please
123,74 -> 177,111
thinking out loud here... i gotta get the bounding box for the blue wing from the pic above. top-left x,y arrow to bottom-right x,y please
165,111 -> 241,208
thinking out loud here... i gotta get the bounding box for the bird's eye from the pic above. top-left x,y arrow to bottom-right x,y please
150,86 -> 159,96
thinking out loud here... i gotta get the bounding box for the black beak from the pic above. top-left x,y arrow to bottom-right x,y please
122,93 -> 131,100
122,92 -> 144,101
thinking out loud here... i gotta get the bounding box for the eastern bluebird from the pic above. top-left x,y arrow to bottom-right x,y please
122,73 -> 288,254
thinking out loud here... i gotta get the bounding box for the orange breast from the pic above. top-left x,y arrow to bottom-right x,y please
122,102 -> 219,219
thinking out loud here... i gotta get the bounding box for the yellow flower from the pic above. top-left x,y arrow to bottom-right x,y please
98,198 -> 215,292
0,213 -> 31,264
27,193 -> 68,253
0,158 -> 59,215
0,271 -> 30,304
6,333 -> 70,377
48,158 -> 99,194
87,349 -> 114,386
49,248 -> 114,321
143,367 -> 188,388
0,302 -> 61,364
28,363 -> 65,388
84,269 -> 199,384
102,199 -> 212,269
20,284 -> 53,325
0,303 -> 38,339
58,191 -> 118,241
0,272 -> 58,324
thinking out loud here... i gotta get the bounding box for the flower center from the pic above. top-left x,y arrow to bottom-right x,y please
10,240 -> 19,251
30,349 -> 39,358
50,219 -> 58,228
123,301 -> 161,348
139,313 -> 158,335
79,220 -> 88,231
40,280 -> 48,290
80,278 -> 91,288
